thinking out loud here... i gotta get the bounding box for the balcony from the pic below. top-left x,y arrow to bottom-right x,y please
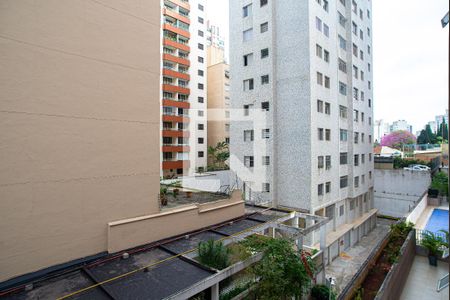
163,53 -> 190,66
162,68 -> 190,81
162,113 -> 189,123
162,160 -> 190,170
163,8 -> 190,25
162,129 -> 190,138
162,98 -> 190,109
168,0 -> 190,11
162,83 -> 190,95
163,23 -> 190,39
162,144 -> 190,152
163,38 -> 190,52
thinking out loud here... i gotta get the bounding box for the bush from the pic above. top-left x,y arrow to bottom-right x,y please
311,284 -> 336,300
198,240 -> 231,270
393,157 -> 430,169
431,172 -> 449,196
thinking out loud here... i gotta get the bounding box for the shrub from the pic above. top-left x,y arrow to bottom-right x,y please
431,172 -> 449,196
311,284 -> 336,300
198,240 -> 231,270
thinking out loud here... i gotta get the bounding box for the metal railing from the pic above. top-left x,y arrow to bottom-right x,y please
416,229 -> 448,245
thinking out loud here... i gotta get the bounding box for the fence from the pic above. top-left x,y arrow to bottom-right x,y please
415,229 -> 448,245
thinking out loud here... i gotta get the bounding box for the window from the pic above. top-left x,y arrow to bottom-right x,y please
353,65 -> 358,79
325,129 -> 331,141
244,130 -> 254,141
198,17 -> 204,24
198,137 -> 204,144
198,30 -> 204,37
361,112 -> 365,122
340,0 -> 346,6
362,175 -> 365,184
352,0 -> 357,13
243,28 -> 253,42
316,17 -> 322,32
352,22 -> 357,35
340,152 -> 348,165
260,0 -> 268,7
368,81 -> 372,90
361,154 -> 365,164
198,69 -> 204,76
340,176 -> 348,188
368,99 -> 372,107
243,104 -> 252,116
318,184 -> 324,196
367,9 -> 371,19
350,199 -> 355,210
243,53 -> 253,66
324,76 -> 330,88
339,105 -> 348,118
198,83 -> 204,90
338,58 -> 347,73
353,44 -> 358,57
360,29 -> 364,40
198,96 -> 204,103
325,155 -> 331,169
262,183 -> 270,192
338,35 -> 346,50
261,75 -> 269,85
198,56 -> 204,63
318,156 -> 324,169
338,12 -> 346,27
198,124 -> 204,130
316,44 -> 323,58
323,24 -> 329,37
369,135 -> 372,143
360,50 -> 364,60
326,182 -> 331,193
198,151 -> 204,158
262,129 -> 270,139
318,128 -> 324,140
324,50 -> 329,62
323,0 -> 329,12
359,9 -> 363,20
360,71 -> 364,81
243,4 -> 252,17
198,3 -> 204,11
261,48 -> 269,58
340,129 -> 348,141
244,156 -> 254,167
354,176 -> 359,188
198,43 -> 204,50
261,102 -> 270,111
353,88 -> 359,101
317,100 -> 324,113
325,103 -> 331,115
339,82 -> 347,95
339,205 -> 344,216
198,110 -> 204,117
361,91 -> 365,101
317,72 -> 323,85
260,22 -> 269,33
369,153 -> 372,162
354,132 -> 359,144
369,171 -> 372,179
368,45 -> 371,55
243,79 -> 254,91
262,156 -> 270,165
354,154 -> 359,166
367,27 -> 371,37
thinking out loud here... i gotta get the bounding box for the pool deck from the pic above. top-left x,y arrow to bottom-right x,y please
415,204 -> 449,230
400,255 -> 449,300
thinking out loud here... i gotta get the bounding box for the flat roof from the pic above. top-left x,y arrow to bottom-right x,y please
1,209 -> 287,300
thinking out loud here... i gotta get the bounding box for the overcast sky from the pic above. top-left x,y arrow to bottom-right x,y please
206,1 -> 449,134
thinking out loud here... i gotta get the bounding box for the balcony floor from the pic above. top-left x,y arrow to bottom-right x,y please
400,255 -> 449,300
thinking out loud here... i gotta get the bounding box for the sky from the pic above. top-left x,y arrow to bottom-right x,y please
206,0 -> 449,134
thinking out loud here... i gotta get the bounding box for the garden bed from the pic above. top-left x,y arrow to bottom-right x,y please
353,222 -> 414,300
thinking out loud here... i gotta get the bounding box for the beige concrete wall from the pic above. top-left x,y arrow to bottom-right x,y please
207,50 -> 229,154
0,0 -> 161,281
108,191 -> 245,253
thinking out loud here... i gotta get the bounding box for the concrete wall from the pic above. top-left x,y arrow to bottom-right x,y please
108,191 -> 245,252
0,0 -> 160,281
406,194 -> 428,224
374,169 -> 431,217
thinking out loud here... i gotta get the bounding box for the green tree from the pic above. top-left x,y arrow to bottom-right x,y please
437,120 -> 448,142
242,237 -> 314,300
417,124 -> 437,144
208,141 -> 230,170
198,240 -> 231,270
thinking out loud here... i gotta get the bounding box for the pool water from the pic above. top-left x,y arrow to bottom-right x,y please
425,209 -> 449,234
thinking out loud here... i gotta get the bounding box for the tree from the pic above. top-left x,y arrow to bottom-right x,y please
417,125 -> 437,144
242,237 -> 314,300
437,119 -> 448,142
207,141 -> 230,170
198,240 -> 231,270
380,130 -> 416,150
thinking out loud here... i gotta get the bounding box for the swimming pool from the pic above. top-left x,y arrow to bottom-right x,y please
425,209 -> 449,234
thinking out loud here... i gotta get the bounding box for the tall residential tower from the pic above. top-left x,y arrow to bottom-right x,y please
230,0 -> 375,236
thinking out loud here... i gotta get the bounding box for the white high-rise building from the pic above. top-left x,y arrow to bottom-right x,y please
230,0 -> 375,244
390,120 -> 413,134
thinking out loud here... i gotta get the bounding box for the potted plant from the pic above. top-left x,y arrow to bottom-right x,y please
160,186 -> 168,206
421,231 -> 444,266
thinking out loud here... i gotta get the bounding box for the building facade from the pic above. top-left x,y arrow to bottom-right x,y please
162,0 -> 208,177
390,120 -> 413,134
230,0 -> 375,234
0,0 -> 161,281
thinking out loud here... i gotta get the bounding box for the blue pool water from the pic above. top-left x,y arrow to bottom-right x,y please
425,209 -> 449,234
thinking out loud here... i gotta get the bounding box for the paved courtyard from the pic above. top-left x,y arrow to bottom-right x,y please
325,220 -> 391,295
400,255 -> 449,300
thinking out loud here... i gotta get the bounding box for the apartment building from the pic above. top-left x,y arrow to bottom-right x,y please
230,0 -> 375,239
162,0 -> 208,176
207,44 -> 231,161
0,0 -> 161,281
